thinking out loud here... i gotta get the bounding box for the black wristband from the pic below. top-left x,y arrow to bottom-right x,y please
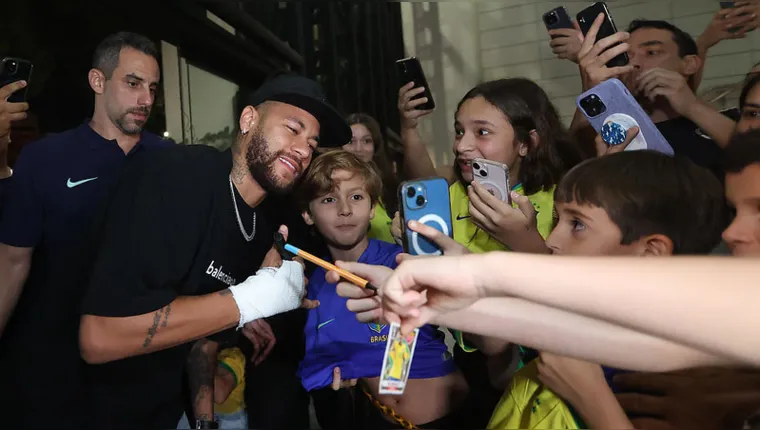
195,419 -> 219,429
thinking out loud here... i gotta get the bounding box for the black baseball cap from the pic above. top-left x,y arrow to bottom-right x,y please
245,74 -> 351,148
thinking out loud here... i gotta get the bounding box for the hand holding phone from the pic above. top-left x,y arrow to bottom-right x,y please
577,2 -> 629,68
576,12 -> 634,88
397,82 -> 434,130
577,78 -> 673,155
544,7 -> 583,63
398,178 -> 452,256
472,158 -> 510,204
719,1 -> 757,35
0,58 -> 33,103
0,80 -> 30,141
396,57 -> 435,111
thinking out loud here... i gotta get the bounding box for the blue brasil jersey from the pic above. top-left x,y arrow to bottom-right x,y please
298,239 -> 456,391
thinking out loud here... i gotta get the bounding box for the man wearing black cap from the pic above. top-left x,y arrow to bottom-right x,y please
77,73 -> 351,429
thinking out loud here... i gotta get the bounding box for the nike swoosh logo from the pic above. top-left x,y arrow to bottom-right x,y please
317,318 -> 335,330
67,177 -> 98,188
456,215 -> 471,221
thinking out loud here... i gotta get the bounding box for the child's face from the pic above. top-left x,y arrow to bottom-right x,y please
453,96 -> 528,184
302,169 -> 375,249
724,164 -> 760,257
547,201 -> 671,256
344,124 -> 375,163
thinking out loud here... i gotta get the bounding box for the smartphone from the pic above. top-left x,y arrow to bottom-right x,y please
576,2 -> 629,68
543,7 -> 575,37
720,1 -> 750,33
0,58 -> 33,103
395,57 -> 435,111
398,177 -> 452,256
472,158 -> 511,204
577,78 -> 674,155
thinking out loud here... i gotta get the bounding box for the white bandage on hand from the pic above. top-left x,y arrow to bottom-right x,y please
228,260 -> 305,328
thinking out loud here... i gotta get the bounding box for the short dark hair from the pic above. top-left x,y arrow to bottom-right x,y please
627,20 -> 698,58
723,129 -> 760,174
457,78 -> 586,195
555,151 -> 727,255
296,150 -> 383,212
92,32 -> 159,79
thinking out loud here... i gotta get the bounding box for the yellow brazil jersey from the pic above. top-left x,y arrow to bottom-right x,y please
449,181 -> 556,352
368,200 -> 396,244
449,181 -> 556,252
487,360 -> 583,429
387,341 -> 411,381
215,348 -> 246,415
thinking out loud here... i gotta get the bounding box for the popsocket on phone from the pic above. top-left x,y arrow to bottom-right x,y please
601,113 -> 647,151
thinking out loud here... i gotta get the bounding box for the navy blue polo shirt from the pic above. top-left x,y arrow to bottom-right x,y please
0,122 -> 172,429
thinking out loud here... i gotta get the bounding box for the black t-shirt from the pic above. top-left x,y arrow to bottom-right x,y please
80,145 -> 276,429
656,116 -> 724,180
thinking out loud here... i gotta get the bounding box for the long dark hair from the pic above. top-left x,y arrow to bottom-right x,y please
345,113 -> 400,212
457,78 -> 586,195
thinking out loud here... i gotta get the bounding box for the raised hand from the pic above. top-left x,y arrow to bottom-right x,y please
468,182 -> 547,254
577,13 -> 635,88
549,26 -> 583,63
398,82 -> 434,130
595,126 -> 640,157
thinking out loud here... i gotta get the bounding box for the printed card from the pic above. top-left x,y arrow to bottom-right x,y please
378,322 -> 419,395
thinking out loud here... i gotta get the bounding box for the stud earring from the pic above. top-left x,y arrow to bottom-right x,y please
241,129 -> 249,136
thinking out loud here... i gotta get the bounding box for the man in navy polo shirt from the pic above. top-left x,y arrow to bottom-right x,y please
0,32 -> 171,428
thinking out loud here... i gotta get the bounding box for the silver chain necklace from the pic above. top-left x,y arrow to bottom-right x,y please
229,176 -> 257,242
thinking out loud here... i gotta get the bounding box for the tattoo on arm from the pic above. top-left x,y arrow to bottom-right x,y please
142,304 -> 172,348
188,338 -> 218,421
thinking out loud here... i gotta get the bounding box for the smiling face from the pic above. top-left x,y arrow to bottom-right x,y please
453,96 -> 527,184
302,169 -> 375,249
243,101 -> 320,194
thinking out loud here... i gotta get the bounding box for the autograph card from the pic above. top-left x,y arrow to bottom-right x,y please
378,322 -> 419,395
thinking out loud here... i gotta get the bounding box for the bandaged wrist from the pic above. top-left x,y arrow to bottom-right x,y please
229,260 -> 305,328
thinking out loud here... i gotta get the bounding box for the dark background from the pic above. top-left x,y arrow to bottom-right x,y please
3,0 -> 406,161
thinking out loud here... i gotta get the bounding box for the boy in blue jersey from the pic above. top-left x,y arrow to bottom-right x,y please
295,150 -> 469,429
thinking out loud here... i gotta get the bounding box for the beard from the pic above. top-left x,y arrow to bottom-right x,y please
245,127 -> 298,195
112,106 -> 151,135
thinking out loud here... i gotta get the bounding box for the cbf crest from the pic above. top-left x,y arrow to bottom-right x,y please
368,322 -> 388,344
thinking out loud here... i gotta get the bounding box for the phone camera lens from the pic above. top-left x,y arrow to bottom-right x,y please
406,187 -> 416,198
480,170 -> 488,177
7,61 -> 18,75
545,12 -> 558,25
472,162 -> 480,170
415,195 -> 426,207
580,94 -> 607,118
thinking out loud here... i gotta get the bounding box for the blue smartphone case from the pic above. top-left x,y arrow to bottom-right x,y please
577,79 -> 674,155
398,177 -> 453,256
